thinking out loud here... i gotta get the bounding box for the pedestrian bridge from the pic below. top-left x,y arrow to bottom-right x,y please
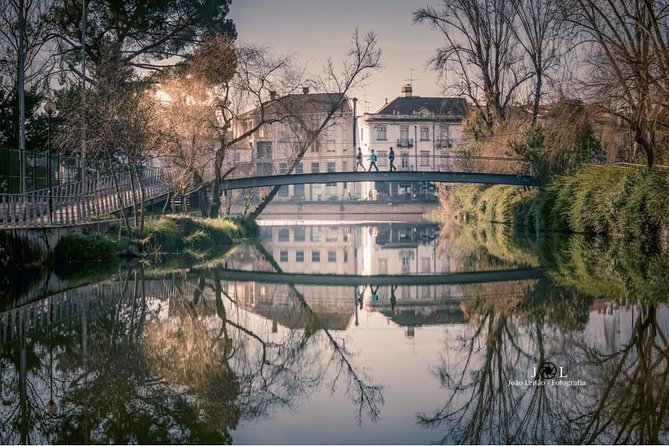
220,154 -> 537,190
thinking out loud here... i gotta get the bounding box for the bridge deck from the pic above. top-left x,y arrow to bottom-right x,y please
221,171 -> 537,190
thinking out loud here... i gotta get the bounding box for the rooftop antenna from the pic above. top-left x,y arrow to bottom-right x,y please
404,68 -> 420,85
363,88 -> 371,113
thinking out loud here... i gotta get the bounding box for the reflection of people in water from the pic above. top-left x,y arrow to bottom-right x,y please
390,285 -> 397,311
370,285 -> 379,306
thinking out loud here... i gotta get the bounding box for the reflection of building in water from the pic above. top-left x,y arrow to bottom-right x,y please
260,225 -> 357,275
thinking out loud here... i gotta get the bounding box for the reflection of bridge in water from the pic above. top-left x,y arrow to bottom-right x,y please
216,267 -> 542,286
0,266 -> 541,344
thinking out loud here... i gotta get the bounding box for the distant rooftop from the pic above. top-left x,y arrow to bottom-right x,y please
374,96 -> 468,117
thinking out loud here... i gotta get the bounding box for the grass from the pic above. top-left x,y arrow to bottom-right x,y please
54,233 -> 117,262
437,165 -> 669,242
142,215 -> 258,261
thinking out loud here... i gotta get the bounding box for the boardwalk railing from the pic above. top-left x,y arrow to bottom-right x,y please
0,168 -> 171,228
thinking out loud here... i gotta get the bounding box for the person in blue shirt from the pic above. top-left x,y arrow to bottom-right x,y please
367,149 -> 379,171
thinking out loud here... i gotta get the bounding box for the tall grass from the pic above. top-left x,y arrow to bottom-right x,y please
439,165 -> 669,242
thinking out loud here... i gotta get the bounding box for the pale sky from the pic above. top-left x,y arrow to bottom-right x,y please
229,0 -> 444,113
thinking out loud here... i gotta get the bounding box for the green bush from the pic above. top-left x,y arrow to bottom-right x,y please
143,216 -> 258,260
54,234 -> 116,262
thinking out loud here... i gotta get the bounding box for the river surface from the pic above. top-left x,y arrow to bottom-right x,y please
1,220 -> 668,444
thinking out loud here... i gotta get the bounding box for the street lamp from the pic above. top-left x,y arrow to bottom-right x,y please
44,99 -> 56,223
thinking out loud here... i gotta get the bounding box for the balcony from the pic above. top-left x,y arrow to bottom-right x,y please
397,138 -> 414,148
435,139 -> 453,148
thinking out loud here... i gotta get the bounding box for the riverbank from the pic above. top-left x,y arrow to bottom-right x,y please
54,215 -> 259,264
434,165 -> 669,245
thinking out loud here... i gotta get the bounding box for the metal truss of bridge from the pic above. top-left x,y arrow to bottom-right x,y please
220,154 -> 537,191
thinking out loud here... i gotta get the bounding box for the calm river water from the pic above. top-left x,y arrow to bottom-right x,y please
1,221 -> 668,444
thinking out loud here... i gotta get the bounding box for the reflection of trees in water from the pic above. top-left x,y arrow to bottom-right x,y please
419,293 -> 571,444
252,243 -> 384,424
1,253 -> 384,443
420,276 -> 669,444
569,305 -> 669,444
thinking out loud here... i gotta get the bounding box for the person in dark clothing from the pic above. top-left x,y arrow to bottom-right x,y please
368,149 -> 379,172
388,146 -> 397,171
355,147 -> 365,171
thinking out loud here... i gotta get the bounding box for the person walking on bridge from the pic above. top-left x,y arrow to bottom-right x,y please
355,147 -> 365,171
388,146 -> 397,171
368,149 -> 379,172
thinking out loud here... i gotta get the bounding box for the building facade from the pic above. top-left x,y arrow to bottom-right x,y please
234,89 -> 356,201
358,85 -> 468,199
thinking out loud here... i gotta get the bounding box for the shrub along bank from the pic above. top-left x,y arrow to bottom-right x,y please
54,215 -> 259,263
440,165 -> 669,242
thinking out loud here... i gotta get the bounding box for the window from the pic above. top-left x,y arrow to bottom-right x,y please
420,151 -> 430,166
400,127 -> 409,141
257,141 -> 272,158
312,251 -> 321,262
294,227 -> 305,241
376,126 -> 387,141
420,126 -> 430,141
326,227 -> 338,242
294,184 -> 305,198
378,151 -> 387,167
401,153 -> 409,168
279,162 -> 288,174
421,257 -> 431,273
310,227 -> 321,242
296,162 -> 304,174
327,162 -> 336,173
278,228 -> 289,241
328,251 -> 337,262
343,250 -> 348,263
278,185 -> 289,197
378,258 -> 388,274
311,162 -> 319,174
279,251 -> 288,262
296,250 -> 304,262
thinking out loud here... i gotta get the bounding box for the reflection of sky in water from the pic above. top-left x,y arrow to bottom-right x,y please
1,223 -> 669,444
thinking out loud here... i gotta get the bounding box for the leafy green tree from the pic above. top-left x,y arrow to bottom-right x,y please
51,0 -> 236,78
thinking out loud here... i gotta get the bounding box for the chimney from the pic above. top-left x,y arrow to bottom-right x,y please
402,84 -> 413,97
302,86 -> 310,95
269,90 -> 277,101
385,98 -> 388,105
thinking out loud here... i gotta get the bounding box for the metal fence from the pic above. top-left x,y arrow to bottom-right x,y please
0,168 -> 171,228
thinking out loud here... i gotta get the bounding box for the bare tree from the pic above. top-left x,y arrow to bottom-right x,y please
508,0 -> 569,125
207,40 -> 304,218
248,28 -> 381,219
569,0 -> 669,166
414,0 -> 530,127
0,0 -> 55,89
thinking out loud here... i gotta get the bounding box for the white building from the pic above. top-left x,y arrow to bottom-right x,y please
234,88 -> 355,201
358,85 -> 468,199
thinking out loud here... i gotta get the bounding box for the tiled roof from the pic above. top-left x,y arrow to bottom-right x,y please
375,97 -> 468,117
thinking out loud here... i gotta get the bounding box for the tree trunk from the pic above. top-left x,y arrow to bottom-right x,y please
210,165 -> 237,218
531,72 -> 542,127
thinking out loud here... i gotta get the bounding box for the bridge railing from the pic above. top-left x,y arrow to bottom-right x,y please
0,168 -> 171,228
227,154 -> 532,180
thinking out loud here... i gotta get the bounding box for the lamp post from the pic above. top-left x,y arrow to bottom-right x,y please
44,99 -> 56,223
18,0 -> 26,193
